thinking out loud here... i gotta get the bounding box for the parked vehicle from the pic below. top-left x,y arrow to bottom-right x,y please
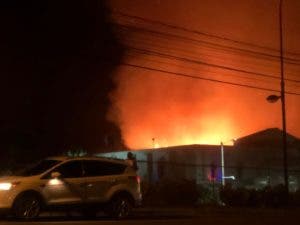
0,156 -> 142,219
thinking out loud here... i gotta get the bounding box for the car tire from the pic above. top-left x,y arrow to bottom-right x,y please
13,194 -> 41,219
106,195 -> 133,219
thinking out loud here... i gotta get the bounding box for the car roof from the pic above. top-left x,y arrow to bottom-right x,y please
46,156 -> 129,166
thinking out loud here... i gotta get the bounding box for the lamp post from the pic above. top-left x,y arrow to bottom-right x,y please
220,142 -> 225,186
220,139 -> 236,186
266,0 -> 289,194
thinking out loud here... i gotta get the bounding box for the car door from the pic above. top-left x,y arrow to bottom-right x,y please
41,160 -> 85,205
82,160 -> 126,203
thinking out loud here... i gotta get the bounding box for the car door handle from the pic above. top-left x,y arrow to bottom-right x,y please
86,183 -> 93,188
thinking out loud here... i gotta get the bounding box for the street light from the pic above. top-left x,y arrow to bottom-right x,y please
221,142 -> 225,186
266,0 -> 289,194
266,95 -> 281,103
220,139 -> 236,186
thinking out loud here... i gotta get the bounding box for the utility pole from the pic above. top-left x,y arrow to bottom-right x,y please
279,0 -> 289,194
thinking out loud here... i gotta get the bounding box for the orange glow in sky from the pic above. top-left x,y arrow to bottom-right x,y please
108,63 -> 298,150
108,0 -> 300,150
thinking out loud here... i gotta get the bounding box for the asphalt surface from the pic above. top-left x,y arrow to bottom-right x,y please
0,208 -> 298,225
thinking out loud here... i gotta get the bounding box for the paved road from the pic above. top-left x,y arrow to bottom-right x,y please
0,208 -> 298,225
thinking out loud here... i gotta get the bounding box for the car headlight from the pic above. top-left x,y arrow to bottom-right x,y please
0,183 -> 12,190
0,182 -> 20,191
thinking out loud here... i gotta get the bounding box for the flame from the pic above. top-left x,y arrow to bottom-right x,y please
108,63 -> 295,150
154,143 -> 160,149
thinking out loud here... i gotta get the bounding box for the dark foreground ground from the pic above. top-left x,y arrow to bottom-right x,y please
0,207 -> 299,225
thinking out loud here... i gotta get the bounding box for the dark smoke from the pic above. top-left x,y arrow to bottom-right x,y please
0,0 -> 125,166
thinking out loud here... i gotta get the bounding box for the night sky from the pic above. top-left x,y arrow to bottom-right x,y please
1,0 -> 300,164
0,0 -> 125,165
107,0 -> 300,149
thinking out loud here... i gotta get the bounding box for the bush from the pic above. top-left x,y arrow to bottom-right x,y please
220,185 -> 251,206
220,184 -> 291,207
140,181 -> 166,206
141,179 -> 200,206
141,181 -> 300,207
197,184 -> 220,205
290,189 -> 300,207
261,185 -> 287,207
159,179 -> 199,205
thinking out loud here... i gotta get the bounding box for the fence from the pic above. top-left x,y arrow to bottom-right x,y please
135,160 -> 300,207
136,160 -> 300,192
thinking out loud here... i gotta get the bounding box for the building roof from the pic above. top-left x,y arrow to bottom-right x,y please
235,128 -> 300,148
142,144 -> 233,152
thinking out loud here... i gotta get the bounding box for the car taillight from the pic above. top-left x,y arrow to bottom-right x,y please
128,175 -> 141,184
136,176 -> 141,184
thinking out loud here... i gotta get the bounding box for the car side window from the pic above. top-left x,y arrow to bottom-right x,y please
53,161 -> 83,178
83,160 -> 126,177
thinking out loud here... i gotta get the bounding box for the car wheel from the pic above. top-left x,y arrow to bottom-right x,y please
13,194 -> 41,219
107,196 -> 132,219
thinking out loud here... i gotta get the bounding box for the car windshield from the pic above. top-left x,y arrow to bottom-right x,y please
15,159 -> 61,177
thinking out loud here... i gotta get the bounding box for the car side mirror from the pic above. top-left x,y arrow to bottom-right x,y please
51,171 -> 61,179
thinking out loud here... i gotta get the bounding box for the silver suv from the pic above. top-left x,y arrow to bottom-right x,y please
0,156 -> 142,219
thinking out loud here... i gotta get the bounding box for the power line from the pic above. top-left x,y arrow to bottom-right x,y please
125,47 -> 300,89
124,45 -> 300,83
114,23 -> 300,65
120,34 -> 300,84
112,12 -> 300,85
125,51 -> 283,86
114,24 -> 300,81
113,11 -> 300,59
119,61 -> 300,96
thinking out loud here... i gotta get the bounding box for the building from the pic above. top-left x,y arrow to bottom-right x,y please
97,128 -> 300,191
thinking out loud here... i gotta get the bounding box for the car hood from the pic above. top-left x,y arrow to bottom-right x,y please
0,175 -> 33,183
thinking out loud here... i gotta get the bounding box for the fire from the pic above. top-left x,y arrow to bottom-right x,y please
121,114 -> 236,149
154,143 -> 160,149
107,10 -> 300,150
108,64 -> 294,150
